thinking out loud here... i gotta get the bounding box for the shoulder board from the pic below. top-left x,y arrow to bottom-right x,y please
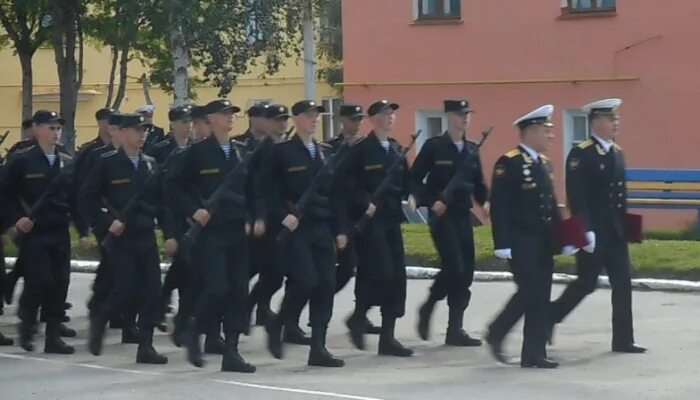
540,154 -> 550,161
578,139 -> 594,149
504,149 -> 521,158
154,138 -> 172,148
613,142 -> 623,151
14,145 -> 35,156
101,150 -> 118,158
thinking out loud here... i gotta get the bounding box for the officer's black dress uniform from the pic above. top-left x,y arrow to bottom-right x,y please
486,146 -> 561,368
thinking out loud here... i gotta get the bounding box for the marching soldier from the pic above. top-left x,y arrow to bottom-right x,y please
485,104 -> 565,369
340,100 -> 414,357
85,113 -> 129,334
82,113 -> 168,364
412,99 -> 488,346
147,105 -> 192,165
136,104 -> 166,148
167,99 -> 255,373
260,100 -> 344,367
325,103 -> 380,335
0,110 -> 75,354
549,98 -> 646,354
191,105 -> 211,141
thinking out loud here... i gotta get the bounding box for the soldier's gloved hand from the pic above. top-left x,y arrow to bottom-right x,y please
253,219 -> 266,237
79,236 -> 92,250
561,245 -> 579,256
365,202 -> 377,217
109,219 -> 125,236
15,217 -> 34,233
336,234 -> 348,250
583,231 -> 596,253
407,195 -> 417,212
193,208 -> 211,227
431,200 -> 447,217
164,238 -> 178,256
282,214 -> 299,232
494,248 -> 512,260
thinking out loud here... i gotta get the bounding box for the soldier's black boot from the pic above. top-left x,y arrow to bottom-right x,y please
308,326 -> 344,368
417,299 -> 436,341
183,319 -> 204,367
18,320 -> 35,352
172,314 -> 186,347
204,333 -> 226,354
58,323 -> 77,338
0,332 -> 13,346
445,307 -> 482,347
378,316 -> 414,357
136,327 -> 168,365
283,324 -> 311,345
3,270 -> 19,304
121,323 -> 139,344
44,321 -> 75,354
365,317 -> 381,335
221,333 -> 256,373
345,311 -> 367,351
265,316 -> 284,359
88,314 -> 108,356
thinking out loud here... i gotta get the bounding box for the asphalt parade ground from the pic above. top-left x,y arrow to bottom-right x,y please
0,273 -> 698,400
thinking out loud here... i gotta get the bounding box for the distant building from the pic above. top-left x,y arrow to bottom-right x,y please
341,0 -> 700,227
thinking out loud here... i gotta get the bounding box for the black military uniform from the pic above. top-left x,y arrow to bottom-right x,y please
259,100 -> 344,367
246,105 -> 295,335
81,113 -> 167,364
550,99 -> 645,354
0,163 -> 14,346
0,110 -> 75,355
339,100 -> 414,357
412,100 -> 488,346
486,106 -> 561,369
167,99 -> 255,373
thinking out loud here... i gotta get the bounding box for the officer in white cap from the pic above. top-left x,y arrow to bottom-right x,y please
485,104 -> 565,369
136,104 -> 166,148
549,98 -> 646,354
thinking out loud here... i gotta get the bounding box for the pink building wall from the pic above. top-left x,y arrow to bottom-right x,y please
342,0 -> 700,227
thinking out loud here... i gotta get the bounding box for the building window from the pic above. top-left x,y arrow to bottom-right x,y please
563,109 -> 590,156
321,97 -> 342,140
415,110 -> 446,151
561,0 -> 616,14
415,0 -> 461,20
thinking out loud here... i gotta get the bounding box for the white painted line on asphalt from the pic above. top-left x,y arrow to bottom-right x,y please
0,352 -> 388,400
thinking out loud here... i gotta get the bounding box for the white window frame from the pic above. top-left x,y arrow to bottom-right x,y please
321,97 -> 342,140
562,108 -> 590,169
412,0 -> 461,20
415,110 -> 447,152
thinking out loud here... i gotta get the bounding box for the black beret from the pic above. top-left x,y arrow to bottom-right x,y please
32,110 -> 64,125
339,103 -> 365,118
118,113 -> 148,129
95,107 -> 116,121
168,105 -> 193,122
265,104 -> 291,119
444,100 -> 473,114
367,100 -> 399,117
247,104 -> 269,117
203,99 -> 241,115
291,100 -> 325,116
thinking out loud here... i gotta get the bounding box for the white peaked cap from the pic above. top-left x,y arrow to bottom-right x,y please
581,98 -> 622,114
135,104 -> 156,114
513,104 -> 554,128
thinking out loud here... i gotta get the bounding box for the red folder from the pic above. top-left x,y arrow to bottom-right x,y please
624,213 -> 643,243
553,216 -> 588,248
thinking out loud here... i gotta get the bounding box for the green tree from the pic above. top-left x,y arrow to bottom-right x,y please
0,0 -> 52,130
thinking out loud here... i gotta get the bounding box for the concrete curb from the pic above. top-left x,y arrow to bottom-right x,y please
6,258 -> 700,293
